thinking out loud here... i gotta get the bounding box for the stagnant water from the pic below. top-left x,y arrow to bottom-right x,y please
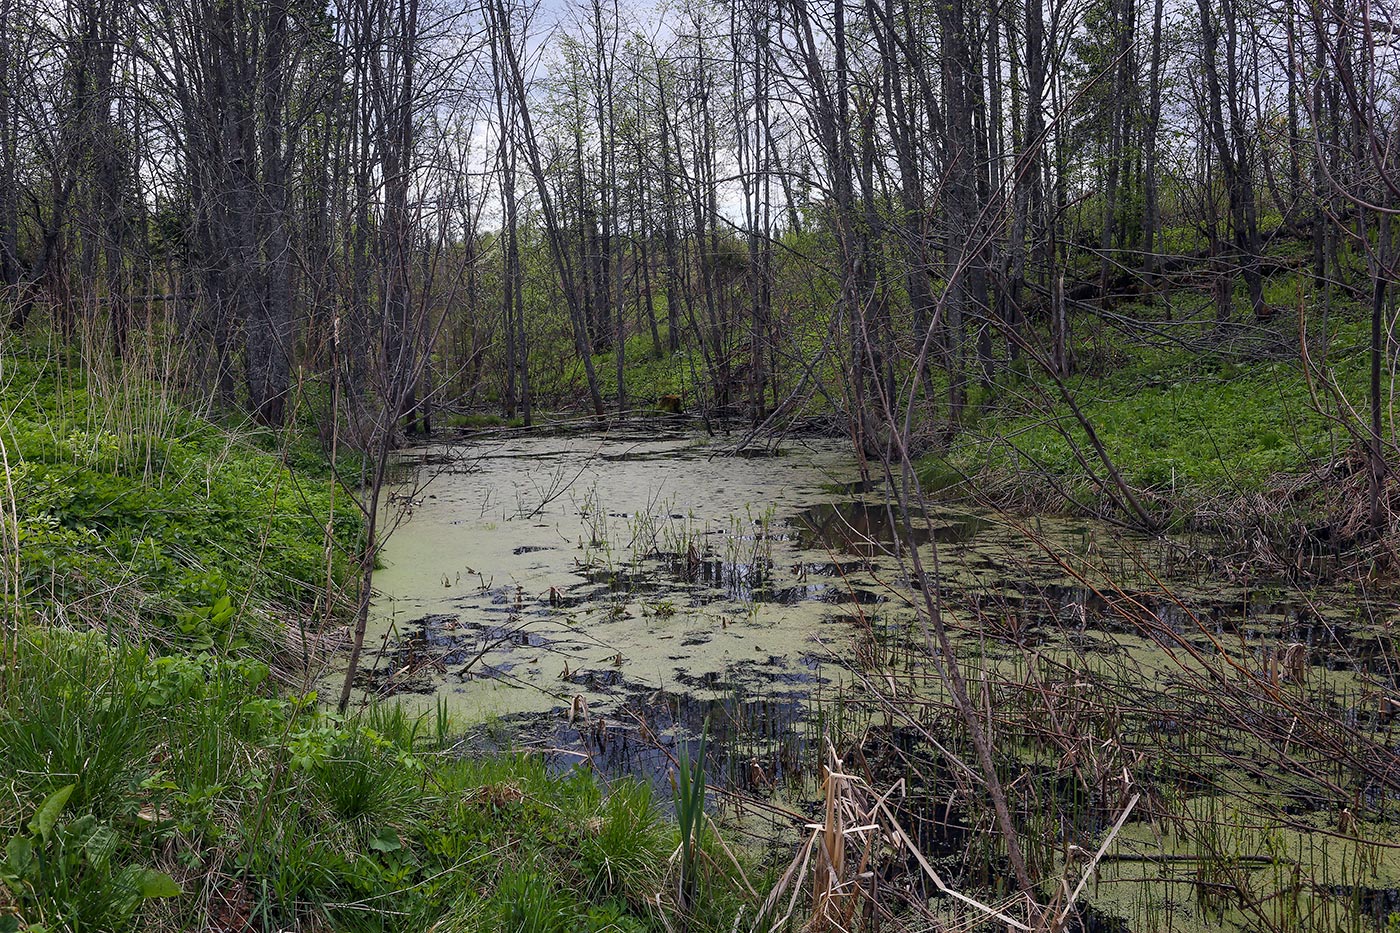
333,426 -> 1400,932
352,428 -> 853,715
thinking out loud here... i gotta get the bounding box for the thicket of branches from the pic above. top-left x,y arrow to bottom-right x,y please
0,0 -> 1396,513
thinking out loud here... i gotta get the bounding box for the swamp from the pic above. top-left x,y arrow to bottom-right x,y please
2,0 -> 1400,928
344,426 -> 1400,932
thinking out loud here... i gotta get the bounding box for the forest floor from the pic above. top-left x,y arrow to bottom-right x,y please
0,347 -> 750,933
923,286 -> 1388,574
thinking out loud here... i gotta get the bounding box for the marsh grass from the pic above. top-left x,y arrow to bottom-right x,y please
792,526 -> 1400,932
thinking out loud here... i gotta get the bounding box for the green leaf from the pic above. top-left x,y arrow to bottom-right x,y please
28,784 -> 75,840
210,595 -> 234,625
5,835 -> 33,875
367,827 -> 402,853
0,915 -> 19,933
137,869 -> 182,899
81,823 -> 119,870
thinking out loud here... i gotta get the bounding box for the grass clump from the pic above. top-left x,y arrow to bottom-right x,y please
0,630 -> 724,932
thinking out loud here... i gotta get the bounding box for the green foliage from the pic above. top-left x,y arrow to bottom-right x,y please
308,727 -> 416,823
0,346 -> 749,932
436,411 -> 521,430
0,633 -> 151,816
931,283 -> 1372,514
592,331 -> 698,405
0,630 -> 726,932
1,780 -> 179,933
1,349 -> 359,647
673,724 -> 707,911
